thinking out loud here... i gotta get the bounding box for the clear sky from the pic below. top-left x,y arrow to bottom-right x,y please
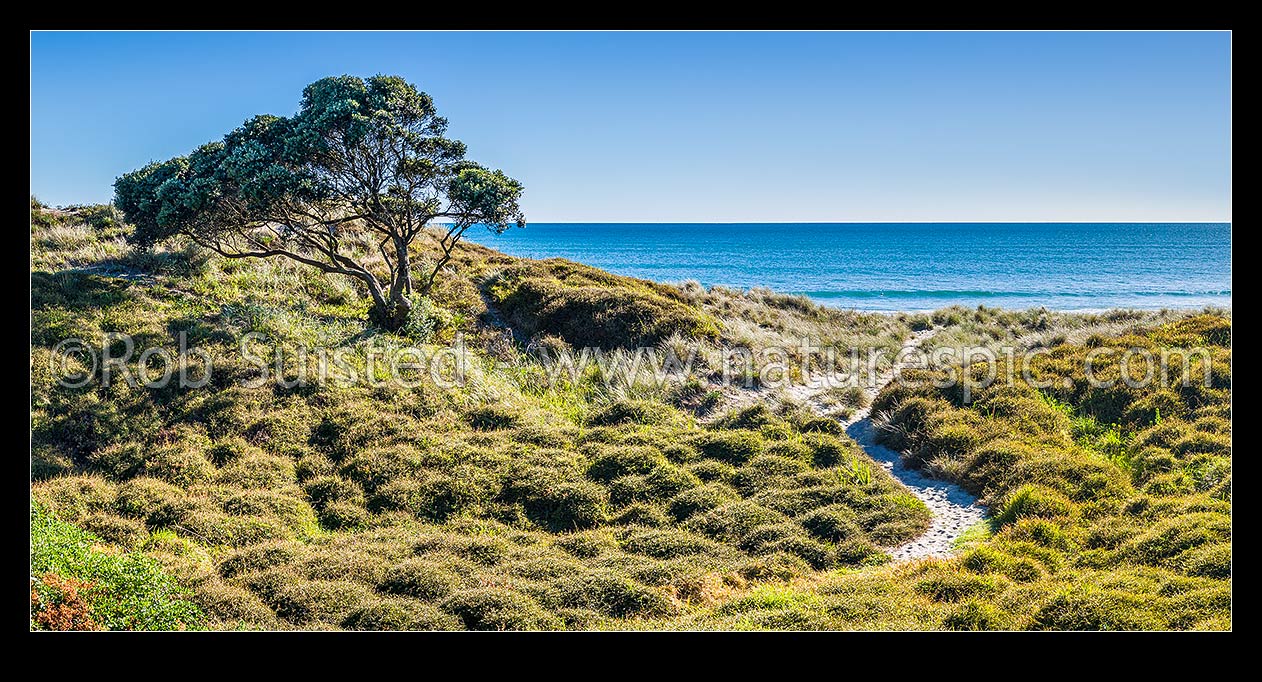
30,31 -> 1231,222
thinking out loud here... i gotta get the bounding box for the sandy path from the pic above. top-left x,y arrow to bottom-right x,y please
793,329 -> 988,561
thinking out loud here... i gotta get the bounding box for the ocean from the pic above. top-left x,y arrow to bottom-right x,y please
464,223 -> 1231,312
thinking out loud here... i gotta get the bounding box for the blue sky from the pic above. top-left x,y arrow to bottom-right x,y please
30,31 -> 1231,221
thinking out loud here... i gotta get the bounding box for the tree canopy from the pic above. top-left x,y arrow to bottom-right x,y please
115,75 -> 524,329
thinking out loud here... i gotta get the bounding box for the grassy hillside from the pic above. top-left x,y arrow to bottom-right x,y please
29,203 -> 1230,630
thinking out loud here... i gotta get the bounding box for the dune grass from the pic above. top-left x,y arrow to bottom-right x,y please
29,203 -> 1230,630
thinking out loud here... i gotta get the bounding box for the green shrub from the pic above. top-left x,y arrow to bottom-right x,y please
764,536 -> 833,569
611,502 -> 670,527
110,477 -> 179,522
589,400 -> 678,426
272,580 -> 375,625
319,502 -> 369,530
691,430 -> 764,464
504,556 -> 587,581
545,570 -> 675,618
858,492 -> 932,545
30,504 -> 203,630
800,506 -> 861,542
996,484 -> 1075,525
215,453 -> 295,489
555,530 -> 619,558
192,581 -> 276,626
440,588 -> 563,631
586,446 -> 667,482
145,443 -> 215,485
343,599 -> 463,630
222,489 -> 319,537
803,433 -> 854,468
621,527 -> 729,560
732,455 -> 809,494
833,538 -> 884,565
1123,512 -> 1231,566
609,466 -> 699,506
1006,519 -> 1074,550
467,405 -> 519,431
459,535 -> 514,566
685,501 -> 788,543
303,476 -> 364,511
340,446 -> 425,491
1178,543 -> 1231,579
81,513 -> 147,547
914,571 -> 1001,603
298,550 -> 388,584
1030,585 -> 1165,630
503,467 -> 608,531
739,522 -> 808,554
685,460 -> 736,483
944,600 -> 1010,630
712,404 -> 781,431
486,258 -> 719,349
410,472 -> 492,521
295,453 -> 336,482
378,560 -> 459,600
738,552 -> 812,583
219,541 -> 304,579
798,416 -> 845,435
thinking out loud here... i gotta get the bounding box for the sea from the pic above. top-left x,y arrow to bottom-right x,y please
464,223 -> 1231,312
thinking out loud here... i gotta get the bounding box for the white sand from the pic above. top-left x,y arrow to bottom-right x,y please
787,329 -> 989,561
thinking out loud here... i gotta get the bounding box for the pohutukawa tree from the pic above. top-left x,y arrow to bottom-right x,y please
114,75 -> 525,330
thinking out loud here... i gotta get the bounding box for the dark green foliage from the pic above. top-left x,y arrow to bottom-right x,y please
685,459 -> 735,484
804,433 -> 854,468
114,75 -> 524,331
30,504 -> 203,630
711,404 -> 782,431
767,536 -> 834,569
319,502 -> 369,530
303,476 -> 364,511
732,455 -> 809,495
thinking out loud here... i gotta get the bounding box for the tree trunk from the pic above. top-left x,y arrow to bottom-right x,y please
369,292 -> 413,331
363,268 -> 412,331
397,242 -> 414,296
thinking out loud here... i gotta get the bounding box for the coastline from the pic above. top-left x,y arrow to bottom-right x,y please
462,221 -> 1231,315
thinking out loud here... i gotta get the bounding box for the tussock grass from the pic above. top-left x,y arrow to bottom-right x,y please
30,205 -> 1229,630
